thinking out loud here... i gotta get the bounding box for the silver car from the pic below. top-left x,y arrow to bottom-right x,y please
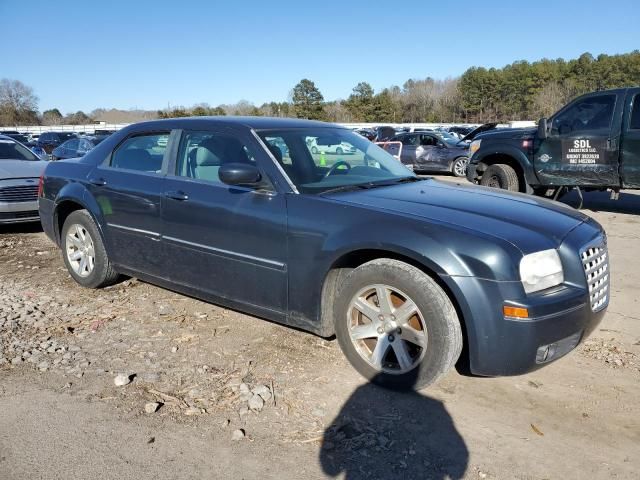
0,135 -> 48,223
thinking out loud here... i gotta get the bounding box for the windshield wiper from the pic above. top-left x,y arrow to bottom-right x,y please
319,177 -> 422,195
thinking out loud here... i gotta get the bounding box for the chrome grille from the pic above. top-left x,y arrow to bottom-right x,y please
0,185 -> 39,202
581,243 -> 609,312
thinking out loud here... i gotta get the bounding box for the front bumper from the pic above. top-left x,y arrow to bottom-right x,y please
444,220 -> 608,376
0,200 -> 40,223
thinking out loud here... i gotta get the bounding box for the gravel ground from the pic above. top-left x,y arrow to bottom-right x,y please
0,177 -> 639,480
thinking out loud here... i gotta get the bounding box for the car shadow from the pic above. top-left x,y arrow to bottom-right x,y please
0,221 -> 43,235
560,189 -> 640,214
319,370 -> 468,480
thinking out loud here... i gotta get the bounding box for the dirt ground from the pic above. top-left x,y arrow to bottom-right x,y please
1,176 -> 639,480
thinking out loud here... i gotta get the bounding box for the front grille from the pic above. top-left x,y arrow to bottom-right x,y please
0,185 -> 39,203
0,210 -> 39,220
581,242 -> 609,312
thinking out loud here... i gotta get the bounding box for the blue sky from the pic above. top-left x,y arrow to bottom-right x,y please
1,0 -> 638,113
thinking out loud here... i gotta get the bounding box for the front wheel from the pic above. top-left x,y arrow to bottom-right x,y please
61,209 -> 120,288
311,146 -> 318,154
479,163 -> 519,191
334,259 -> 462,390
451,156 -> 469,177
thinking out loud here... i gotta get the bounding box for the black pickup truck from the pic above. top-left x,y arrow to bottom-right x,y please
467,87 -> 640,197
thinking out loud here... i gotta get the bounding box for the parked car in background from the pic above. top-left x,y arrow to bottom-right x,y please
40,117 -> 608,390
52,135 -> 110,160
37,131 -> 77,155
354,128 -> 376,141
0,135 -> 48,223
389,131 -> 470,176
307,137 -> 356,155
1,133 -> 48,160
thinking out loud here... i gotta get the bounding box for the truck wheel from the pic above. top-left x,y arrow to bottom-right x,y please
333,259 -> 462,390
61,209 -> 120,289
451,156 -> 469,177
480,164 -> 519,191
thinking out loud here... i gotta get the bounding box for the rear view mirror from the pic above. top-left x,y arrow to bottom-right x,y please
219,163 -> 262,186
315,136 -> 340,146
538,118 -> 548,139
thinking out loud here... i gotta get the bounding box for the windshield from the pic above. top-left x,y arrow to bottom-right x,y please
438,134 -> 461,146
0,138 -> 39,161
58,133 -> 76,141
258,128 -> 415,194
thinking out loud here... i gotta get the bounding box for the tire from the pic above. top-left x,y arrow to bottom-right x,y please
451,156 -> 469,177
336,147 -> 343,155
311,146 -> 318,154
61,209 -> 119,288
333,259 -> 462,390
480,163 -> 519,191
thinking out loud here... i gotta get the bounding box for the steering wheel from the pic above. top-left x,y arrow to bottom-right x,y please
324,160 -> 352,178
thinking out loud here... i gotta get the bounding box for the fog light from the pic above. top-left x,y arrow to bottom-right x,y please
536,332 -> 582,364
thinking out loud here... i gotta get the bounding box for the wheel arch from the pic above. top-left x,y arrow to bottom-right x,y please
319,248 -> 471,365
474,146 -> 537,193
53,186 -> 107,246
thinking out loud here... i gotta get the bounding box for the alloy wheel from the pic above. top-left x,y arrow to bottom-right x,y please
65,224 -> 95,277
347,284 -> 428,374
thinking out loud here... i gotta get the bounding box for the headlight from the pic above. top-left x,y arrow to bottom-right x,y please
469,139 -> 481,155
519,249 -> 564,294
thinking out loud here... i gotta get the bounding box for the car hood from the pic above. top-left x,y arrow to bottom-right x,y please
327,179 -> 591,254
460,123 -> 498,142
0,159 -> 48,179
477,127 -> 536,141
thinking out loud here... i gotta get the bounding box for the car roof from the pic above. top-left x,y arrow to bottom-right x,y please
127,116 -> 343,131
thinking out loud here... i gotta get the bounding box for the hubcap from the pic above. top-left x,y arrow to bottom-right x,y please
454,158 -> 468,176
347,284 -> 428,375
65,224 -> 95,277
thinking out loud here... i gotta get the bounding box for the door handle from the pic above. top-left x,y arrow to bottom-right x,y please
164,190 -> 189,201
88,177 -> 107,186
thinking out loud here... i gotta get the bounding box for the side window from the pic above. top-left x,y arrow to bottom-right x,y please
402,135 -> 419,146
551,95 -> 616,135
420,135 -> 436,146
630,94 -> 640,130
110,132 -> 169,173
175,131 -> 256,184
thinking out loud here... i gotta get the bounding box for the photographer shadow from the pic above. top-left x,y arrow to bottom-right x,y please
320,370 -> 468,480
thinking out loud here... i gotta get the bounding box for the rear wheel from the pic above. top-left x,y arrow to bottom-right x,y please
333,259 -> 462,390
336,147 -> 344,155
480,163 -> 519,191
451,156 -> 469,177
61,210 -> 119,288
311,146 -> 318,154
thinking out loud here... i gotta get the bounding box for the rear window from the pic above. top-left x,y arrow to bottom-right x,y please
0,139 -> 38,161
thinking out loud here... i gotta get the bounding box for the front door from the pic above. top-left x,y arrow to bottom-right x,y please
86,130 -> 171,276
160,128 -> 288,314
620,89 -> 640,188
534,92 -> 622,187
415,134 -> 447,171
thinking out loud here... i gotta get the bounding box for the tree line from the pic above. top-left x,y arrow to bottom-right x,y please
2,51 -> 639,127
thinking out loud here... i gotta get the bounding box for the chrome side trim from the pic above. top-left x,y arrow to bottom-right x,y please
251,129 -> 299,194
163,235 -> 286,270
107,223 -> 161,237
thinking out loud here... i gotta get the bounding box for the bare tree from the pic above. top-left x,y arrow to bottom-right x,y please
0,79 -> 39,126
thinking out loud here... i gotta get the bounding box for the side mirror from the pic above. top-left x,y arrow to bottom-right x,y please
219,163 -> 262,187
538,118 -> 548,139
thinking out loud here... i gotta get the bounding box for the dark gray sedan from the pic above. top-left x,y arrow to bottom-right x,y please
390,132 -> 470,177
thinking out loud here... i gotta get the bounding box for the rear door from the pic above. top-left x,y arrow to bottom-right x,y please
86,130 -> 172,276
620,89 -> 640,188
534,92 -> 623,187
160,127 -> 288,314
